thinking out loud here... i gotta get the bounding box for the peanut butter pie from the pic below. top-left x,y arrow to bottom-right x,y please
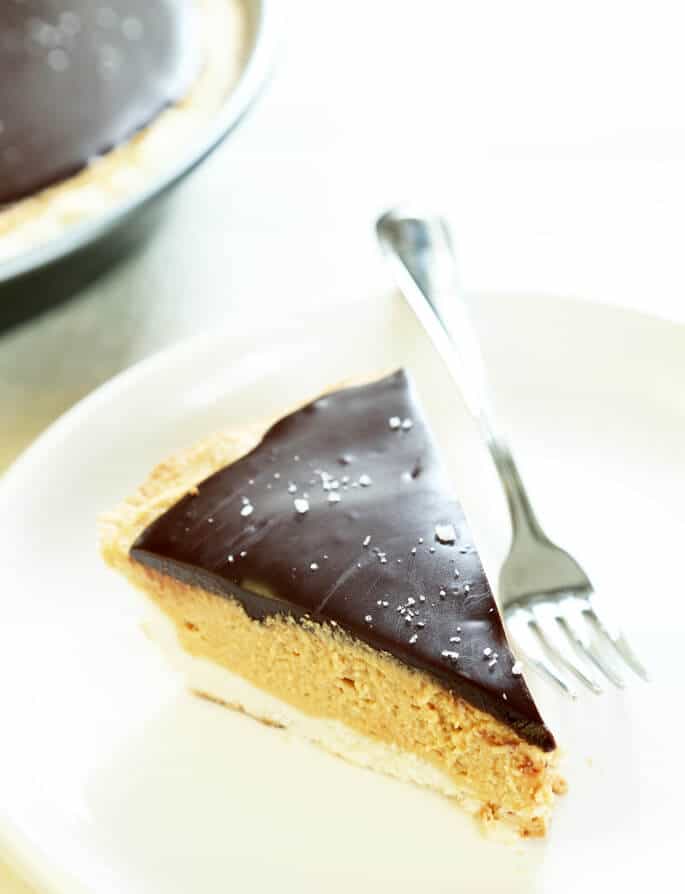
0,0 -> 245,262
100,371 -> 564,836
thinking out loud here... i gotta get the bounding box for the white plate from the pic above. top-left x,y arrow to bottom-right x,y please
1,292 -> 683,894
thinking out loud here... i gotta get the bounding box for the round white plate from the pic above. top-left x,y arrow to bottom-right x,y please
1,292 -> 683,894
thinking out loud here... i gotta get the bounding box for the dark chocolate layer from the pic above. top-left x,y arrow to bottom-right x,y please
132,371 -> 556,750
0,1 -> 199,204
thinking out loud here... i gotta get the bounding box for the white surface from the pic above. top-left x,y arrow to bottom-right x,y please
116,0 -> 685,324
0,292 -> 684,893
5,1 -> 685,469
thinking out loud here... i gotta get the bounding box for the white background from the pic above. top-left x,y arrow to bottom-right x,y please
4,0 -> 685,468
2,1 -> 685,889
3,0 -> 685,466
225,0 -> 685,320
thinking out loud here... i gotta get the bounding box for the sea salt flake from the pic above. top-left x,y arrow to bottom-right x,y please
441,650 -> 459,661
362,535 -> 371,547
121,16 -> 143,40
512,661 -> 523,676
240,503 -> 254,517
59,11 -> 81,35
288,482 -> 297,493
294,498 -> 309,514
409,634 -> 418,645
328,492 -> 341,503
365,615 -> 373,624
47,48 -> 69,72
388,416 -> 401,430
310,562 -> 319,571
435,523 -> 457,544
359,474 -> 372,487
483,647 -> 492,657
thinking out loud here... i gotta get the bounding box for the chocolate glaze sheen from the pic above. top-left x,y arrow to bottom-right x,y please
0,1 -> 199,204
132,371 -> 556,750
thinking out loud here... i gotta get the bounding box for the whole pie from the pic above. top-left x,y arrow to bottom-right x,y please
100,371 -> 565,836
0,0 -> 245,262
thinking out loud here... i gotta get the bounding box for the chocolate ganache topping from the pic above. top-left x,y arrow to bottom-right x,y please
132,370 -> 555,750
0,1 -> 199,204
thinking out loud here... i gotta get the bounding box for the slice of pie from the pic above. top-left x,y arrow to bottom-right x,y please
100,370 -> 564,836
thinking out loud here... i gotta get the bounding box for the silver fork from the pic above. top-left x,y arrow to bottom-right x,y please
376,207 -> 648,697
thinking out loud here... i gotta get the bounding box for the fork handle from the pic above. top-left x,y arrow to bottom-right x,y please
376,208 -> 546,544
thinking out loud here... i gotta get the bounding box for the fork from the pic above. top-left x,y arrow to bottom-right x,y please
376,207 -> 648,696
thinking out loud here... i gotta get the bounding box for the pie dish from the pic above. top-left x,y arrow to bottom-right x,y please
100,369 -> 565,836
0,0 -> 247,264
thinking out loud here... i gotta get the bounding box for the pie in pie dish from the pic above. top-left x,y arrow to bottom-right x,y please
100,370 -> 565,836
0,0 -> 245,262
